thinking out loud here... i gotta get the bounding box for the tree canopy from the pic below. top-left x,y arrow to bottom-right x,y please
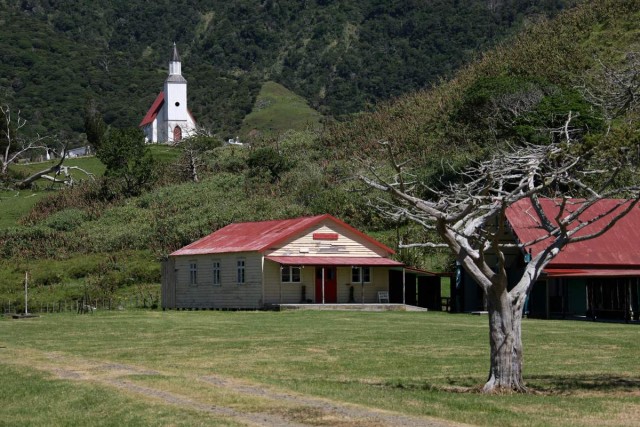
96,128 -> 155,197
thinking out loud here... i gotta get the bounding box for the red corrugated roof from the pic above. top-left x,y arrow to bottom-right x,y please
170,214 -> 396,256
265,256 -> 403,266
506,198 -> 640,268
139,92 -> 164,127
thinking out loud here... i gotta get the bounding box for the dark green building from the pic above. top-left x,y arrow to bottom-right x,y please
452,199 -> 640,322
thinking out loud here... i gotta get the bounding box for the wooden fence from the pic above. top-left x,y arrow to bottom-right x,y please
2,295 -> 159,315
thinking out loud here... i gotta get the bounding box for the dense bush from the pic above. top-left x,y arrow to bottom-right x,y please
0,226 -> 62,259
456,76 -> 606,144
97,128 -> 156,197
326,0 -> 639,186
1,1 -> 571,139
20,179 -> 118,225
246,147 -> 293,183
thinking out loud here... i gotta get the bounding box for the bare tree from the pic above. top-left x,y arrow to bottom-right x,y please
1,105 -> 49,177
19,163 -> 95,189
1,105 -> 94,189
362,123 -> 639,393
174,131 -> 221,183
578,51 -> 640,127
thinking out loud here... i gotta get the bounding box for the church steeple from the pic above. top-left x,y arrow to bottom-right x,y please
171,42 -> 180,62
168,42 -> 183,77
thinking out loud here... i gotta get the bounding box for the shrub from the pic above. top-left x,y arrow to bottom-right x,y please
246,147 -> 293,183
0,226 -> 61,258
210,146 -> 248,173
43,208 -> 88,231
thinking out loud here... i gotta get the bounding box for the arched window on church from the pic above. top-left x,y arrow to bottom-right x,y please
173,126 -> 182,142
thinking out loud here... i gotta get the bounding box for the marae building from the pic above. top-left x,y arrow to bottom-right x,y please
139,43 -> 196,143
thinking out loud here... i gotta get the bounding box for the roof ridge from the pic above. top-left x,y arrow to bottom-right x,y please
226,214 -> 328,227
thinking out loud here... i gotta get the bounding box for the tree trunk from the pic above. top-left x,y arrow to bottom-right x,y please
483,287 -> 527,393
189,153 -> 199,183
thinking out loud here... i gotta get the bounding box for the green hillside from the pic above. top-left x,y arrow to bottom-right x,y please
0,0 -> 572,140
240,81 -> 323,139
327,0 -> 640,184
1,0 -> 638,306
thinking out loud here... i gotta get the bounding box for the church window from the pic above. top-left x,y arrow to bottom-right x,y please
175,102 -> 180,107
173,126 -> 182,142
189,261 -> 197,286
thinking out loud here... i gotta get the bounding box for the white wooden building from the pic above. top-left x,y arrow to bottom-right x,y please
161,214 -> 416,309
139,43 -> 197,143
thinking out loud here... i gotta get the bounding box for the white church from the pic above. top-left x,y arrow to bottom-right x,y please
139,43 -> 197,143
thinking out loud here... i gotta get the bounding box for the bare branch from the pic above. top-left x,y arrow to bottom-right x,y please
578,52 -> 640,123
399,242 -> 449,249
567,198 -> 640,243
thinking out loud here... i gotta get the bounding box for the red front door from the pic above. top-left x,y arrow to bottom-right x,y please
315,267 -> 337,303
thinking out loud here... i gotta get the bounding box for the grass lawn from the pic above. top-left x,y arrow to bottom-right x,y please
1,310 -> 638,426
0,189 -> 45,228
147,143 -> 181,163
12,155 -> 106,180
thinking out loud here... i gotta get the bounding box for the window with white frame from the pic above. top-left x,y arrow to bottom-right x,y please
189,261 -> 198,286
212,260 -> 221,286
281,266 -> 301,283
237,259 -> 245,284
351,266 -> 371,283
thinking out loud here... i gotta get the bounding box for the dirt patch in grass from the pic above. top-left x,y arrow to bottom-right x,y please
198,374 -> 462,427
0,347 -> 464,427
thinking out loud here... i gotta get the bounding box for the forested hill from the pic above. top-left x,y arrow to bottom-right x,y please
1,0 -> 571,140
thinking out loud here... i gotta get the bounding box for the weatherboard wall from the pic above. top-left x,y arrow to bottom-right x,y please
171,252 -> 262,309
265,222 -> 389,258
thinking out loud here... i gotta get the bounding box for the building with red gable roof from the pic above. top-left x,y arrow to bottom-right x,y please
140,43 -> 196,143
162,214 -> 442,310
453,198 -> 640,321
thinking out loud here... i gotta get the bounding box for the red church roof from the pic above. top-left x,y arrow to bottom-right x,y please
139,91 -> 197,128
506,198 -> 640,269
139,92 -> 164,127
171,214 -> 396,256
